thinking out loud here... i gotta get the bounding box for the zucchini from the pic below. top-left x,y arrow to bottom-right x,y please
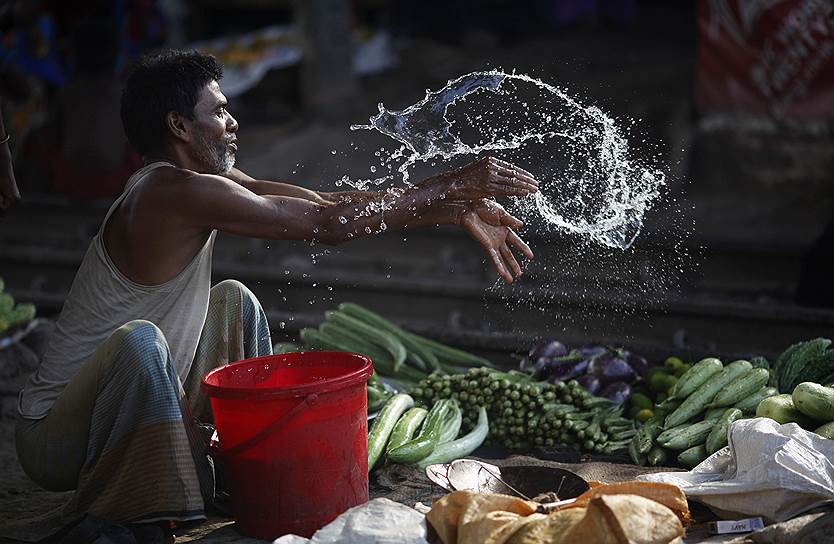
387,399 -> 456,464
385,407 -> 428,454
670,357 -> 723,400
733,386 -> 778,415
647,446 -> 671,467
417,406 -> 489,468
756,394 -> 815,427
705,408 -> 742,454
792,382 -> 834,422
658,420 -> 713,450
814,421 -> 834,439
678,444 -> 708,468
710,368 -> 770,407
665,360 -> 752,428
368,394 -> 414,471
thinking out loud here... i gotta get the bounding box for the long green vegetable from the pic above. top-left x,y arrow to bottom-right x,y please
417,407 -> 489,469
385,407 -> 428,454
326,310 -> 408,371
387,399 -> 457,464
367,394 -> 414,471
664,360 -> 752,428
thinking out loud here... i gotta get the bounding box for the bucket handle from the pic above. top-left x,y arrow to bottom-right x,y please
212,393 -> 319,459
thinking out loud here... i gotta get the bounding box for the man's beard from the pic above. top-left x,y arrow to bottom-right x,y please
193,132 -> 235,174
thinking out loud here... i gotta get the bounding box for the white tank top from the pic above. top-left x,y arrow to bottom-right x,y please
18,162 -> 217,419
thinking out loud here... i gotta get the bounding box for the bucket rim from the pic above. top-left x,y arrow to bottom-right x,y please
201,351 -> 373,400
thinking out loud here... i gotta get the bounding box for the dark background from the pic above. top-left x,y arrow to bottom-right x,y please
1,0 -> 833,365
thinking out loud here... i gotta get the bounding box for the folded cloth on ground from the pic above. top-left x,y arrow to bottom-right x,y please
637,417 -> 834,522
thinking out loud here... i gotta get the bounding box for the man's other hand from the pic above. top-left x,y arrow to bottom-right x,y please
460,200 -> 533,283
444,156 -> 538,201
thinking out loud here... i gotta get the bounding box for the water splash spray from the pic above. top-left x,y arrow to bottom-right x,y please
351,70 -> 666,249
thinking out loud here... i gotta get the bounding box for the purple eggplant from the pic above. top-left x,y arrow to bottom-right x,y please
576,374 -> 601,395
528,340 -> 569,362
600,381 -> 631,404
545,357 -> 589,382
579,344 -> 608,358
587,352 -> 636,385
624,352 -> 650,378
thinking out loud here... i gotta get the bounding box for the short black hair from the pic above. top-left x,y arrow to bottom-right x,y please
120,50 -> 223,154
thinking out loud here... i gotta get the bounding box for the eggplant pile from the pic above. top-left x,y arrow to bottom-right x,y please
520,340 -> 652,404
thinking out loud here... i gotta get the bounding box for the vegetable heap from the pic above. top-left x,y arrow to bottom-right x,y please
410,368 -> 636,455
299,303 -> 492,387
630,358 -> 774,467
367,394 -> 489,471
520,340 -> 652,405
0,278 -> 36,335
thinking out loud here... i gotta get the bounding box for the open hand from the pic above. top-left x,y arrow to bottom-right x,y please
460,199 -> 534,283
444,156 -> 538,201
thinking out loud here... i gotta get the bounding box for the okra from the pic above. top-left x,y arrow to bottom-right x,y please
658,419 -> 714,450
665,360 -> 752,428
710,368 -> 770,407
705,408 -> 742,454
635,414 -> 664,454
647,445 -> 671,467
670,357 -> 723,399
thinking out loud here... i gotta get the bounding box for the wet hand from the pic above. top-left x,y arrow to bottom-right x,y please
445,156 -> 538,200
460,202 -> 534,283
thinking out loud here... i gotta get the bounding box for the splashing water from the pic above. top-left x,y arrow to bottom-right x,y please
351,70 -> 666,249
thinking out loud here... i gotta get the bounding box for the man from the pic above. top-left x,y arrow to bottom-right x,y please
15,50 -> 537,541
0,98 -> 21,214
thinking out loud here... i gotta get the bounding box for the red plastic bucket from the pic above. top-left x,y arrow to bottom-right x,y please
202,351 -> 373,539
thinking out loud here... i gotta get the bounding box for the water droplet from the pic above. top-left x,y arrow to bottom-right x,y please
330,149 -> 336,155
370,165 -> 377,173
379,221 -> 387,231
338,216 -> 347,224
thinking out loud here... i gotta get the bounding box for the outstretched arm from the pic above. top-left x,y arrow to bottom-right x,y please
0,100 -> 21,215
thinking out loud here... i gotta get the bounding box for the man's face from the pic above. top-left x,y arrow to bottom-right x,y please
189,80 -> 238,174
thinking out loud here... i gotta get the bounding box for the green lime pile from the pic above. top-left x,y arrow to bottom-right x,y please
628,357 -> 692,423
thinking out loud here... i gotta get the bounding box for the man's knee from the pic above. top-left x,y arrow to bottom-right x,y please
211,278 -> 250,299
110,320 -> 172,378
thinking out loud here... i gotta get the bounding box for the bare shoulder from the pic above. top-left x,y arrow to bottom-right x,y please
136,166 -> 237,204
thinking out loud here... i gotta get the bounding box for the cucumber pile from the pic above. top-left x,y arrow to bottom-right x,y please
629,358 -> 774,468
299,303 -> 492,387
367,394 -> 489,471
0,278 -> 36,335
410,368 -> 636,455
757,381 -> 834,438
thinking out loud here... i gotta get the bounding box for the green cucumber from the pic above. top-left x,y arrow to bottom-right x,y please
658,420 -> 714,450
733,386 -> 779,415
647,446 -> 671,467
704,406 -> 726,421
814,421 -> 834,439
635,415 -> 664,454
705,408 -> 742,454
437,401 -> 462,444
387,399 -> 456,464
665,360 -> 752,428
792,382 -> 834,422
385,407 -> 428,454
670,357 -> 723,400
629,436 -> 647,465
417,407 -> 488,468
677,444 -> 708,468
710,368 -> 771,407
756,394 -> 815,427
368,394 -> 414,471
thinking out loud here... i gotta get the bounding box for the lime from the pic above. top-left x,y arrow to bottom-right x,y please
636,409 -> 654,423
664,356 -> 685,371
630,393 -> 653,411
